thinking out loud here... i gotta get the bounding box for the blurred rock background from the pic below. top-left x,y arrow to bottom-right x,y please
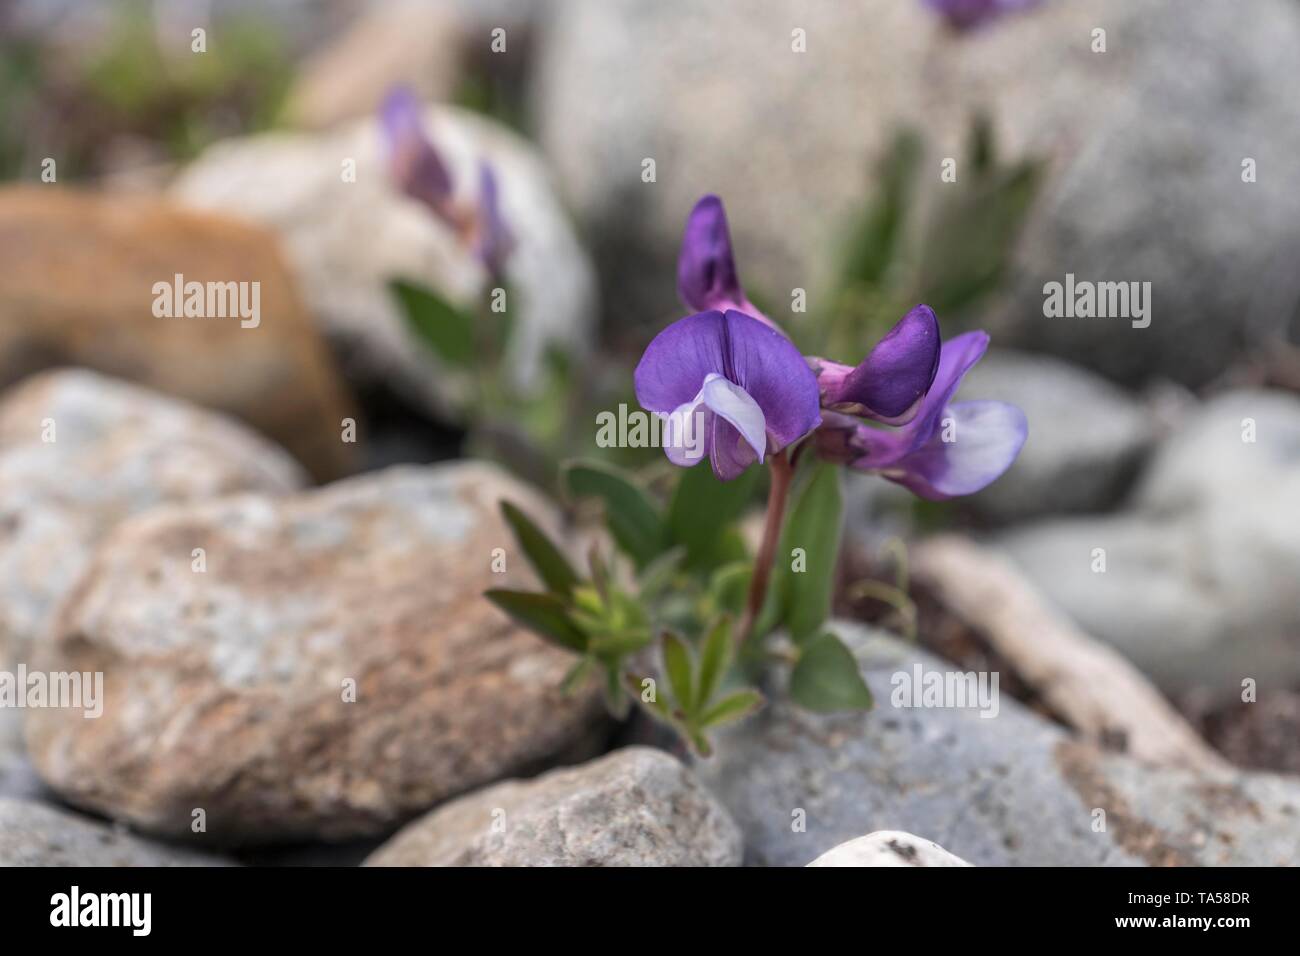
0,0 -> 1297,866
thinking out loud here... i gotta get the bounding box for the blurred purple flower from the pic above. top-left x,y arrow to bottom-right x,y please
380,88 -> 515,279
634,309 -> 821,481
380,86 -> 455,223
473,161 -> 514,283
808,304 -> 941,424
677,195 -> 780,330
924,0 -> 1042,31
815,330 -> 1028,500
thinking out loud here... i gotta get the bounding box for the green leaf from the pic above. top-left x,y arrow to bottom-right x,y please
772,461 -> 844,643
694,616 -> 733,712
560,656 -> 597,696
661,633 -> 694,714
389,278 -> 476,366
837,128 -> 922,289
602,664 -> 630,719
637,546 -> 686,599
707,562 -> 752,617
484,589 -> 587,653
665,463 -> 760,570
699,689 -> 764,728
500,501 -> 579,597
916,156 -> 1043,317
788,632 -> 874,713
563,461 -> 663,568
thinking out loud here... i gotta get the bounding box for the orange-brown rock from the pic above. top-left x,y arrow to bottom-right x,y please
0,186 -> 355,480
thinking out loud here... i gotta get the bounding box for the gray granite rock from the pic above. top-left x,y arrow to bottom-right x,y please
25,462 -> 606,843
171,106 -> 597,419
695,622 -> 1300,866
536,0 -> 1300,385
807,830 -> 972,867
0,797 -> 234,866
999,390 -> 1300,700
366,747 -> 742,866
956,351 -> 1154,521
0,369 -> 306,675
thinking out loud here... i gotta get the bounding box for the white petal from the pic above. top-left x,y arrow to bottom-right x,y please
700,373 -> 767,462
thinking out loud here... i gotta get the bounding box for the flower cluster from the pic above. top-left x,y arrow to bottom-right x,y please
635,195 -> 1027,500
379,86 -> 514,281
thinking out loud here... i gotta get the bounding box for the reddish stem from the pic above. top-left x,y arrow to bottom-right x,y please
736,450 -> 795,647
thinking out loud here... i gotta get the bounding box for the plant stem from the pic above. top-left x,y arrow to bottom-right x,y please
736,450 -> 795,648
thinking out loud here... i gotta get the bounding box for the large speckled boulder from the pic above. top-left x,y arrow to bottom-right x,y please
0,187 -> 356,479
696,622 -> 1300,866
25,462 -> 607,843
535,0 -> 1300,385
0,798 -> 234,867
366,747 -> 742,867
171,105 -> 597,418
0,369 -> 306,674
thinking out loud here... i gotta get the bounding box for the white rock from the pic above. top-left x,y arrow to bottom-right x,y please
171,106 -> 597,418
807,830 -> 972,867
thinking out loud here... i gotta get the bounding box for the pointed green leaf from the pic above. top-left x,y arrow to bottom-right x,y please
916,154 -> 1043,316
707,562 -> 752,617
772,461 -> 844,643
788,632 -> 874,713
838,128 -> 922,289
661,633 -> 694,714
389,278 -> 476,366
665,463 -> 759,570
699,689 -> 764,728
637,546 -> 686,599
560,656 -> 597,696
694,616 -> 733,712
563,461 -> 664,568
500,500 -> 579,597
484,589 -> 587,653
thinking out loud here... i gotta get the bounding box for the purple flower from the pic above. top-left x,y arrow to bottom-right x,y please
808,304 -> 941,424
634,309 -> 822,481
924,0 -> 1042,31
815,331 -> 1027,500
380,87 -> 455,222
473,161 -> 514,282
677,195 -> 780,330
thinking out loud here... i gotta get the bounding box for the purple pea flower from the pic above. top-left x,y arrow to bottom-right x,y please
923,0 -> 1042,31
634,310 -> 822,481
380,86 -> 456,224
815,330 -> 1028,500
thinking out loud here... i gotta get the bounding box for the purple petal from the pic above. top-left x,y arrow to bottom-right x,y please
815,304 -> 941,423
716,310 -> 821,450
924,0 -> 1041,31
710,415 -> 761,481
678,195 -> 746,313
475,161 -> 513,279
880,400 -> 1028,500
635,310 -> 732,414
380,86 -> 454,216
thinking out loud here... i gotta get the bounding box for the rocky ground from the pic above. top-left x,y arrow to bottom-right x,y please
1,0 -> 1297,867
